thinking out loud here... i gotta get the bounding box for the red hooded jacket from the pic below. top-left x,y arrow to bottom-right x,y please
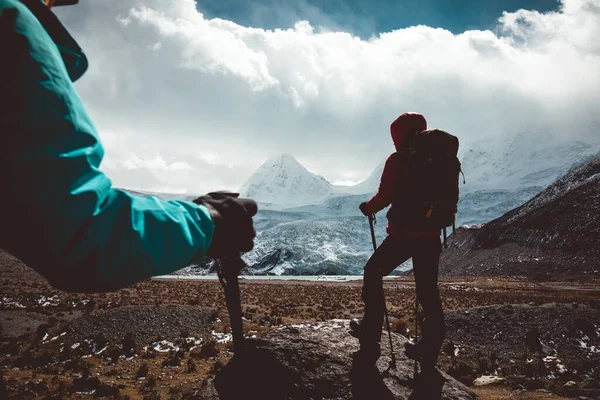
364,113 -> 441,238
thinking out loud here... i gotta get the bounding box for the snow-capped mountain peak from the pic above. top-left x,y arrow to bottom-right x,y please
239,154 -> 333,207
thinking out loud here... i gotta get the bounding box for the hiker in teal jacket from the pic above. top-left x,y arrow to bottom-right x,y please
0,0 -> 257,292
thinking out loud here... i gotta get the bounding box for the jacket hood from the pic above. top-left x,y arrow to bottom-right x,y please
391,112 -> 427,151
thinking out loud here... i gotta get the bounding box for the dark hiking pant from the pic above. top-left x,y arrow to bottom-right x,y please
361,235 -> 444,367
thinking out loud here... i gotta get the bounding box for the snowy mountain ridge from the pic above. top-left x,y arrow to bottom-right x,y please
460,132 -> 599,190
241,133 -> 600,209
239,154 -> 388,208
333,159 -> 386,196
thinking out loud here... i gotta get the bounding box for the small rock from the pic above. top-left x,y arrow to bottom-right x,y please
568,319 -> 597,339
525,329 -> 543,353
581,379 -> 598,390
191,341 -> 218,359
122,332 -> 135,357
136,363 -> 149,378
524,379 -> 545,391
512,384 -> 526,391
162,355 -> 182,368
473,375 -> 505,386
443,340 -> 457,357
564,381 -> 577,388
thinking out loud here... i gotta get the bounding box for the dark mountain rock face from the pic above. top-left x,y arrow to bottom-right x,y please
439,155 -> 600,280
475,155 -> 600,253
197,320 -> 479,400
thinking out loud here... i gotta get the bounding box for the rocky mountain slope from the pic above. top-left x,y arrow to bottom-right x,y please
439,154 -> 600,280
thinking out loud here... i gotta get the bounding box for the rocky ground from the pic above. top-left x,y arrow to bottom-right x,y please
1,249 -> 600,399
195,320 -> 477,400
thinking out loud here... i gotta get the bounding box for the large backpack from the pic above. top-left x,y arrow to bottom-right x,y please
386,129 -> 462,246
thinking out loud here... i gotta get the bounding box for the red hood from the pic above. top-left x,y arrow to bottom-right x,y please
390,112 -> 427,151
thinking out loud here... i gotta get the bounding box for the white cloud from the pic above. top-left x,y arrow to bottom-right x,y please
119,154 -> 192,171
195,152 -> 221,165
147,41 -> 162,51
54,0 -> 600,194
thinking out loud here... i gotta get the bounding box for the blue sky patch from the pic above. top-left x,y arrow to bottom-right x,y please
195,0 -> 560,37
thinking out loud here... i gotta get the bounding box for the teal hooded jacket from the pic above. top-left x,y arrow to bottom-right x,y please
0,0 -> 215,292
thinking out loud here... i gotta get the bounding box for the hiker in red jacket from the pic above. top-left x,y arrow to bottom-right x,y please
350,112 -> 445,369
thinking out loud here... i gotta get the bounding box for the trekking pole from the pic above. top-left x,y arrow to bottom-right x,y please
217,255 -> 246,354
414,294 -> 419,378
368,214 -> 397,370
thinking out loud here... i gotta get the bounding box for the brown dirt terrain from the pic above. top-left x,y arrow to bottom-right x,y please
1,249 -> 600,399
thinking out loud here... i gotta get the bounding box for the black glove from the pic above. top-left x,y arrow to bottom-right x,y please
194,191 -> 258,259
359,202 -> 370,217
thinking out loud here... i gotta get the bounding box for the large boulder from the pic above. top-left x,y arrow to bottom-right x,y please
198,320 -> 479,399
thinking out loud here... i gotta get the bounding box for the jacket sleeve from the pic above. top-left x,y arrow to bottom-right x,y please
0,3 -> 214,292
365,154 -> 399,214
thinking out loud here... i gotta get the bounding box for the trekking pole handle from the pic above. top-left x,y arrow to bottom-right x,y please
221,255 -> 246,279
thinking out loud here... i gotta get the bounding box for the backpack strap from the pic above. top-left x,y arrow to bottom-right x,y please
395,150 -> 411,195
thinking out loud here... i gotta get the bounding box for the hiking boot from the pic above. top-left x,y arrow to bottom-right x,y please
349,318 -> 365,339
352,342 -> 381,365
408,368 -> 446,400
405,341 -> 439,368
404,341 -> 425,361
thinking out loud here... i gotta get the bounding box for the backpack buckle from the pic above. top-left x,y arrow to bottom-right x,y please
425,205 -> 434,219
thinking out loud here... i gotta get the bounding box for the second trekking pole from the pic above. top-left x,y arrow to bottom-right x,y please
368,214 -> 397,370
414,294 -> 419,379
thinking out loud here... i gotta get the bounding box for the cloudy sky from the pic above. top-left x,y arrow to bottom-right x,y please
54,0 -> 600,193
